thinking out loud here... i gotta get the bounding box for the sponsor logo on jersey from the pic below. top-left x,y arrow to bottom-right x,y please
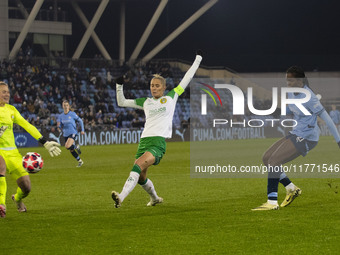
149,107 -> 166,116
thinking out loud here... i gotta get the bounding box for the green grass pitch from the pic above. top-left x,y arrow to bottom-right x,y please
2,137 -> 340,254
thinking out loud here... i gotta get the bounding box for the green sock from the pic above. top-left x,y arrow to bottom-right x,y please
131,164 -> 141,174
0,176 -> 7,206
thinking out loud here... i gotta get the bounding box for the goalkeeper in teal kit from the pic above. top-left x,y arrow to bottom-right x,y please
111,51 -> 202,208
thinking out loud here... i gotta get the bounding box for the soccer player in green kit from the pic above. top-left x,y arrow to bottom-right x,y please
111,51 -> 202,208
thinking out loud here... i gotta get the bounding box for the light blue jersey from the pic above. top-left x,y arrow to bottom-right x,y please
288,85 -> 324,141
57,111 -> 84,137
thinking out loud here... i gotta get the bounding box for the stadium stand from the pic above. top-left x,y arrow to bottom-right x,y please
0,53 -> 192,133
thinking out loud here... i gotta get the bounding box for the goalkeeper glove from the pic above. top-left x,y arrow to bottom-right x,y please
0,126 -> 8,138
44,141 -> 61,157
39,137 -> 61,157
115,76 -> 125,85
196,49 -> 203,57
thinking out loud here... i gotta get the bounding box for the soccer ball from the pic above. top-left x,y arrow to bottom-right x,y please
23,152 -> 44,174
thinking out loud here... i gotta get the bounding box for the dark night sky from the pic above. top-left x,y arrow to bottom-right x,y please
65,0 -> 340,72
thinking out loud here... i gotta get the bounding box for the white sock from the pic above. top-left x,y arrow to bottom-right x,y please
285,182 -> 295,191
141,179 -> 159,201
119,171 -> 140,202
267,200 -> 278,205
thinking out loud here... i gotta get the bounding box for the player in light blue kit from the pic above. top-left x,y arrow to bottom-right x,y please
253,66 -> 340,211
57,100 -> 85,167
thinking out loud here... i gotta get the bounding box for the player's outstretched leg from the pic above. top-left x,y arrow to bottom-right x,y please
111,165 -> 141,208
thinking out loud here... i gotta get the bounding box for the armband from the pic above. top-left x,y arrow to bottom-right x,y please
174,85 -> 185,96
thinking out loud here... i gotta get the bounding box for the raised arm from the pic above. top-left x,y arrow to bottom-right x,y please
116,77 -> 144,110
174,51 -> 203,96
